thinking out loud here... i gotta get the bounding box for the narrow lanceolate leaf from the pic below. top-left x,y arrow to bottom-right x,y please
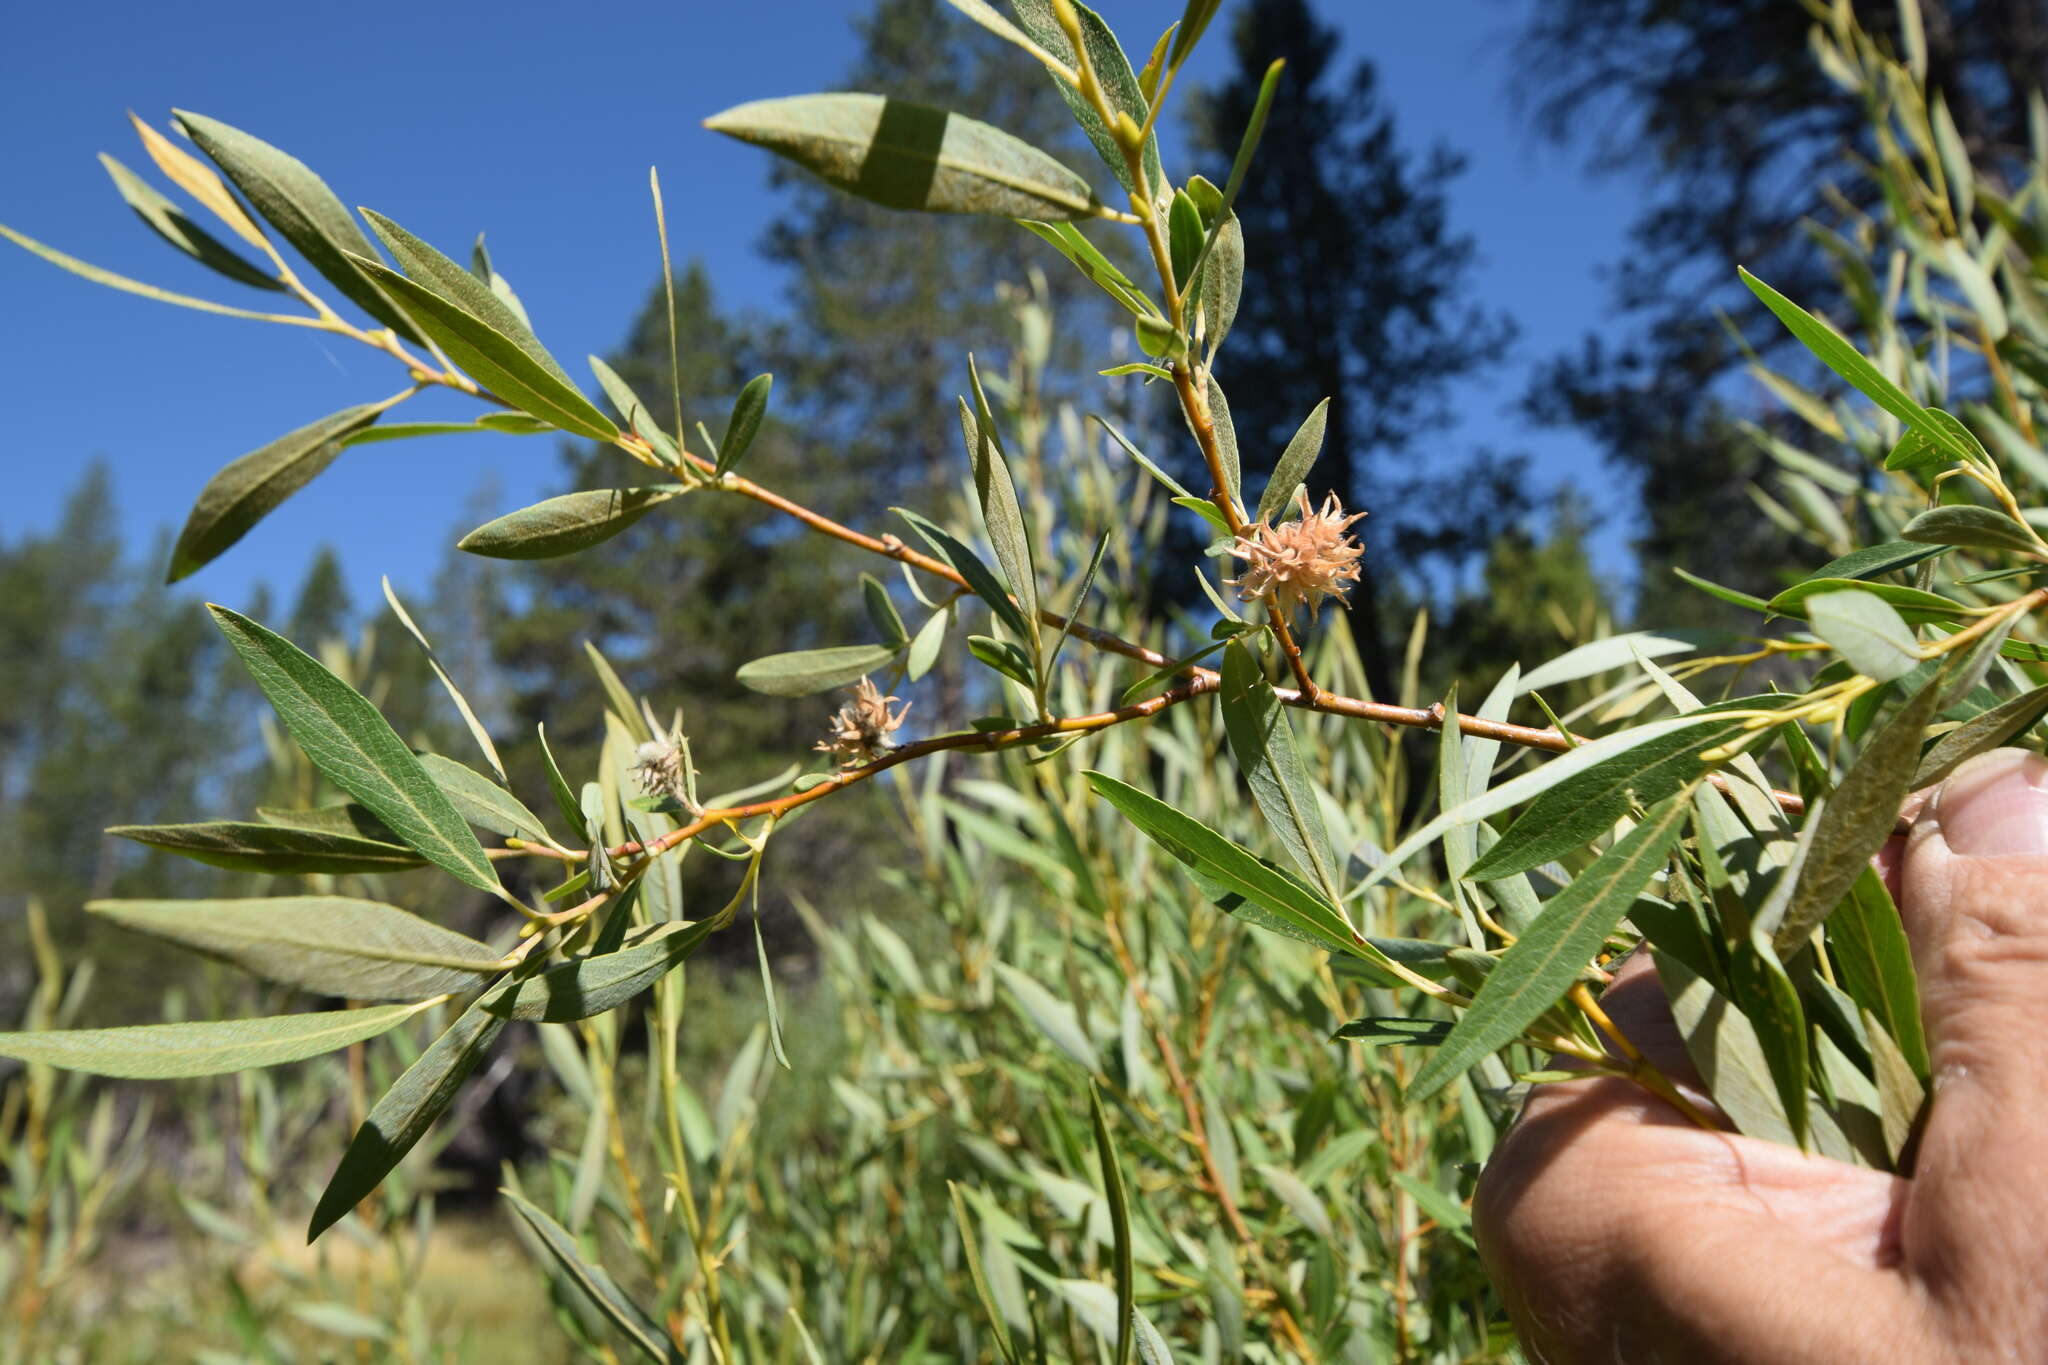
1832,869 -> 1931,1079
482,922 -> 713,1022
996,963 -> 1095,1067
173,111 -> 419,340
895,507 -> 1032,640
0,1001 -> 434,1079
88,897 -> 501,1000
1659,951 -> 1797,1145
1765,578 -> 1962,624
948,1184 -> 1021,1365
587,355 -> 678,463
1019,219 -> 1153,316
1914,682 -> 2048,787
0,223 -> 293,321
1771,675 -> 1944,955
1805,589 -> 1922,682
1219,642 -> 1342,904
704,93 -> 1096,219
736,644 -> 902,697
1198,212 -> 1243,355
1801,540 -> 1945,584
359,210 -> 573,386
1010,0 -> 1164,197
1083,773 -> 1413,985
1089,1086 -> 1135,1365
716,373 -> 772,476
501,1191 -> 678,1363
384,576 -> 505,781
1409,793 -> 1693,1102
107,820 -> 422,875
1739,267 -> 1975,463
457,487 -> 684,560
962,369 -> 1039,654
1900,504 -> 2042,554
169,403 -> 389,582
99,154 -> 280,289
417,753 -> 552,844
310,987 -> 512,1240
1256,398 -> 1330,524
1463,713 -> 1755,881
346,255 -> 619,440
209,606 -> 502,894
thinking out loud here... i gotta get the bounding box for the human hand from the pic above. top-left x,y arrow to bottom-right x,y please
1474,747 -> 2048,1363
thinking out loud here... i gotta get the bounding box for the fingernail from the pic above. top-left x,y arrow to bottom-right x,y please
1934,748 -> 2048,857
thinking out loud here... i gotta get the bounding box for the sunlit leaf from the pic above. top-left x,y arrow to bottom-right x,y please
0,1001 -> 434,1079
169,403 -> 390,582
209,606 -> 502,895
704,93 -> 1096,219
457,487 -> 685,560
1410,793 -> 1691,1101
88,897 -> 500,1000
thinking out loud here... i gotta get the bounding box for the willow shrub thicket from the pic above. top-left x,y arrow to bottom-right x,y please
5,0 -> 2048,1359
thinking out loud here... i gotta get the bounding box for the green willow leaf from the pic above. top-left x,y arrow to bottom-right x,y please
483,922 -> 713,1023
1802,540 -> 1946,584
311,986 -> 515,1240
1083,772 -> 1412,985
417,753 -> 551,844
948,1184 -> 1021,1365
0,222 -> 299,321
359,210 -> 574,386
736,644 -> 902,697
345,255 -> 619,440
1256,398 -> 1330,524
343,417 -> 549,446
1914,682 -> 2048,787
1461,714 -> 1755,882
501,1191 -> 678,1363
174,111 -> 420,340
587,355 -> 679,464
1089,1086 -> 1134,1365
209,606 -> 502,895
895,506 -> 1031,640
457,487 -> 684,560
863,574 -> 909,648
169,403 -> 389,582
98,153 -> 281,289
1830,869 -> 1931,1080
1168,189 -> 1203,289
1660,951 -> 1798,1145
1516,630 -> 1723,694
0,1001 -> 434,1079
995,962 -> 1095,1067
1019,219 -> 1152,316
716,373 -> 773,476
1739,267 -> 1976,463
382,577 -> 505,782
1205,375 -> 1242,510
1011,0 -> 1164,196
962,367 -> 1040,657
1219,641 -> 1342,904
1805,589 -> 1921,682
1198,212 -> 1243,355
88,897 -> 501,1000
537,723 -> 585,835
1900,504 -> 2041,554
1409,793 -> 1693,1102
1771,675 -> 1943,955
107,820 -> 423,875
1765,578 -> 1962,623
704,93 -> 1096,219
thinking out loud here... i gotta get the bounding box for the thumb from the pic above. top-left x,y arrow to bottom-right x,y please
1896,746 -> 2048,1332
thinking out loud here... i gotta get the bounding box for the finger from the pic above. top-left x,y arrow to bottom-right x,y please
1478,1072 -> 1924,1364
1896,747 -> 2048,1339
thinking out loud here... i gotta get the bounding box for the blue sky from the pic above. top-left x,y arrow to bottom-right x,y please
0,0 -> 1646,612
